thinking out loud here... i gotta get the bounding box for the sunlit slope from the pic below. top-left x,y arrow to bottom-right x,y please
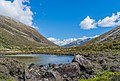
0,15 -> 58,52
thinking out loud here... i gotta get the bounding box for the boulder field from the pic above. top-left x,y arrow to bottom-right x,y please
0,53 -> 120,81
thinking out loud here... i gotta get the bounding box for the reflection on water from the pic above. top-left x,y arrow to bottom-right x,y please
5,54 -> 74,65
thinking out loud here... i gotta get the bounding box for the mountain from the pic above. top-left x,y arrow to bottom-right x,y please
63,38 -> 91,47
86,26 -> 120,44
0,15 -> 57,53
75,26 -> 120,53
61,26 -> 120,54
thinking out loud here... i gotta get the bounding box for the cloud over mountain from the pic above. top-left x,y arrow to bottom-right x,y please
0,0 -> 34,27
80,12 -> 120,30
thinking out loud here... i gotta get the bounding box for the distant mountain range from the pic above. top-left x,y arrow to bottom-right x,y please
63,38 -> 91,47
48,36 -> 98,47
0,15 -> 57,52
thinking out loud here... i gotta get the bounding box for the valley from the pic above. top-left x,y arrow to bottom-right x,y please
0,15 -> 120,81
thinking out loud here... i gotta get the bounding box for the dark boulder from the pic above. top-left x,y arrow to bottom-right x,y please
110,66 -> 120,72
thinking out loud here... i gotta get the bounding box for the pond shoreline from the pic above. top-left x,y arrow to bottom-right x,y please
4,54 -> 74,65
0,51 -> 74,56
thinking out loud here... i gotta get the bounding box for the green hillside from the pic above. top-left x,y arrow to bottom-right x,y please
52,26 -> 120,55
76,26 -> 120,54
0,15 -> 58,54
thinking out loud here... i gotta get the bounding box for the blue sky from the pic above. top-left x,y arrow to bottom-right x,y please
0,0 -> 120,45
29,0 -> 120,39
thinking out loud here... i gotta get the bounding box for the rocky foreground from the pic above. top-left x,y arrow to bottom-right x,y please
0,54 -> 120,81
0,57 -> 25,81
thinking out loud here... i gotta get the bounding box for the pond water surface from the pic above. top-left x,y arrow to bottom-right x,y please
5,54 -> 74,65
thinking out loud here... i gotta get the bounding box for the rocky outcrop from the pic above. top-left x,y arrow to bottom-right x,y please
26,55 -> 96,81
26,54 -> 120,81
72,55 -> 94,74
81,53 -> 120,72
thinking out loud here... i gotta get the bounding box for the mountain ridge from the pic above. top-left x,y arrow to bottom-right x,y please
56,26 -> 120,55
86,26 -> 120,44
0,15 -> 58,53
73,26 -> 120,54
63,38 -> 91,47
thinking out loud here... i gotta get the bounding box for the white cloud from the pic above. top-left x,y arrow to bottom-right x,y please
80,16 -> 97,30
80,12 -> 120,29
0,0 -> 34,27
98,12 -> 120,27
48,35 -> 98,46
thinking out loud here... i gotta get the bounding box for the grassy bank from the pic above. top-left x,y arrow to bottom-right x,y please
79,72 -> 120,81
